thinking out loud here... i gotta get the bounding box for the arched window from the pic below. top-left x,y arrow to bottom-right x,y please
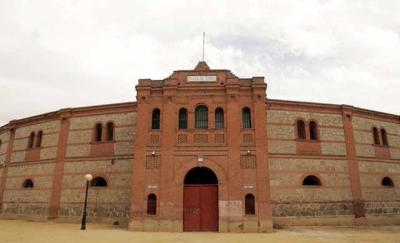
382,177 -> 394,187
28,132 -> 35,148
151,108 -> 161,130
245,193 -> 255,215
91,177 -> 108,187
309,121 -> 318,140
373,127 -> 380,145
95,123 -> 102,142
195,105 -> 208,129
23,179 -> 34,188
147,193 -> 157,215
178,108 -> 188,129
215,107 -> 224,129
35,131 -> 43,147
242,107 -> 252,129
302,175 -> 321,186
106,122 -> 114,141
381,128 -> 388,146
296,120 -> 306,139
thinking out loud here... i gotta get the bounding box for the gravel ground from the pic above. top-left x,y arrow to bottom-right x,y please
0,219 -> 399,243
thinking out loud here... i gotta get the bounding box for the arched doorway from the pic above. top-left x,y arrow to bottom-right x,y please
183,167 -> 218,231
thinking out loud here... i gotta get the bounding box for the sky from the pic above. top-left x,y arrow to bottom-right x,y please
0,0 -> 399,126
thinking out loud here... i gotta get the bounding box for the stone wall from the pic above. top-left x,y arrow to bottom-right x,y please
352,116 -> 400,160
1,163 -> 55,217
267,110 -> 347,156
269,158 -> 353,223
58,111 -> 136,224
0,108 -> 136,223
0,130 -> 10,166
0,120 -> 60,218
58,158 -> 132,224
66,112 -> 136,158
359,160 -> 400,215
267,109 -> 354,225
11,120 -> 60,163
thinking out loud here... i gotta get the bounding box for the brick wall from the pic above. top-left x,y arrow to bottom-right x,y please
0,94 -> 399,229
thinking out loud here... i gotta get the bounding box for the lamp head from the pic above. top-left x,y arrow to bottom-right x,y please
85,174 -> 93,182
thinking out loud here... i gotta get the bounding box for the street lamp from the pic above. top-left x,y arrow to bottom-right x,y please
80,174 -> 93,230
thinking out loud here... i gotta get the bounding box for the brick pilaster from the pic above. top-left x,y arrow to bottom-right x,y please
341,106 -> 366,219
48,113 -> 71,218
225,78 -> 243,231
0,126 -> 16,212
252,79 -> 273,232
159,86 -> 177,226
129,85 -> 151,231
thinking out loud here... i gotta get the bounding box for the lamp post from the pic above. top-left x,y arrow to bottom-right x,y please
80,173 -> 93,230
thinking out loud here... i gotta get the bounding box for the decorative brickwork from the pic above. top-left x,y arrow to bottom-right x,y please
146,156 -> 160,169
240,155 -> 256,169
177,134 -> 187,144
193,134 -> 208,143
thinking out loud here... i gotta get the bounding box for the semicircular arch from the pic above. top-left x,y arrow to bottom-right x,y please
175,158 -> 227,185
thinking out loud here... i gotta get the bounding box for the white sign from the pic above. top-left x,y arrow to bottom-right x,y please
187,76 -> 217,82
243,184 -> 254,189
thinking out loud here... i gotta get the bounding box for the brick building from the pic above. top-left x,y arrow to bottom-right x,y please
0,61 -> 399,232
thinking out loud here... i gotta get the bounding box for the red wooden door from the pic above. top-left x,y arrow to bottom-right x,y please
183,185 -> 218,231
183,185 -> 201,231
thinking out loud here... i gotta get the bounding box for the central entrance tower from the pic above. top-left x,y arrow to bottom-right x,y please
129,61 -> 273,232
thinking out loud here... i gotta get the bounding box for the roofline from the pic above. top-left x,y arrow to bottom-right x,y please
1,97 -> 399,131
267,98 -> 399,120
0,101 -> 136,130
172,69 -> 231,72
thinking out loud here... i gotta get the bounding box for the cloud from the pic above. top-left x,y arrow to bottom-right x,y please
0,0 -> 399,125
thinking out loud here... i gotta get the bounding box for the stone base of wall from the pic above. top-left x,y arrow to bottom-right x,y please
1,203 -> 50,217
273,215 -> 400,227
58,204 -> 129,226
272,202 -> 354,217
273,215 -> 357,227
128,219 -> 184,232
365,215 -> 400,225
58,204 -> 129,218
55,216 -> 129,226
365,201 -> 400,215
128,219 -> 273,233
0,214 -> 49,221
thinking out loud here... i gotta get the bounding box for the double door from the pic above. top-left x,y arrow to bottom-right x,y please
183,184 -> 218,231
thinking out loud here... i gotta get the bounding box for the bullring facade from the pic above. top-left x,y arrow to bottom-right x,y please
0,61 -> 399,232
